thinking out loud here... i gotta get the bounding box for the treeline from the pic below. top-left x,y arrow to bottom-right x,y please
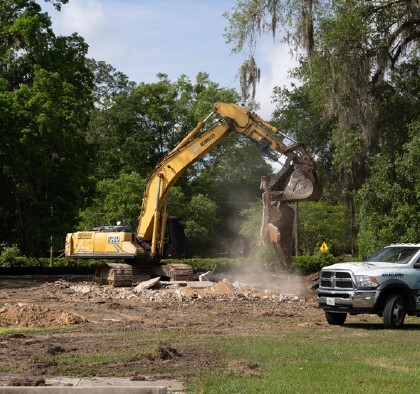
0,1 -> 418,263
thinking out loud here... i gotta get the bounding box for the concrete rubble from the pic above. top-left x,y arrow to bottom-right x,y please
42,272 -> 311,305
134,277 -> 162,293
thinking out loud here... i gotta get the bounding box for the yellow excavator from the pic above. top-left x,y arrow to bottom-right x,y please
65,103 -> 321,286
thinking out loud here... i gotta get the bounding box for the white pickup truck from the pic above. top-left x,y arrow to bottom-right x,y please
317,244 -> 420,328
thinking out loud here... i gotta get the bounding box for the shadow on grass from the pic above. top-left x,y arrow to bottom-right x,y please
344,323 -> 420,330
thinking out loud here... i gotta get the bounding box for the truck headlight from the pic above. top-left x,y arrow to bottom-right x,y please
355,275 -> 379,288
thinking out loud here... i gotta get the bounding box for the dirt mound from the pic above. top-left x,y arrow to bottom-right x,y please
209,280 -> 235,295
180,280 -> 235,297
0,304 -> 87,328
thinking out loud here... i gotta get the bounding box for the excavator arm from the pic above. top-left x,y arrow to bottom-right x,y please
137,102 -> 321,264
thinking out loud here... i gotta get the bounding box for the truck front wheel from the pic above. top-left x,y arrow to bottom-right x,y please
383,294 -> 406,329
325,311 -> 347,325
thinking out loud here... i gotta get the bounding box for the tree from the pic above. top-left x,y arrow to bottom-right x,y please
0,0 -> 94,255
78,172 -> 147,231
225,0 -> 420,254
357,123 -> 419,257
271,75 -> 340,201
87,72 -> 240,180
226,0 -> 419,185
184,194 -> 219,257
357,54 -> 419,256
298,201 -> 348,255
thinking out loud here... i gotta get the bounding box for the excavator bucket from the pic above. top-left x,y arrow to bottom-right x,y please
281,166 -> 322,202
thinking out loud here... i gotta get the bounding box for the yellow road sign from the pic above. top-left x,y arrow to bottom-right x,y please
320,242 -> 329,253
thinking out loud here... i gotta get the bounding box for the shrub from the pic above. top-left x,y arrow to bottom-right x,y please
0,245 -> 22,267
291,252 -> 336,275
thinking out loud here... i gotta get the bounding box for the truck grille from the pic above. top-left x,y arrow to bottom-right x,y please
320,270 -> 354,289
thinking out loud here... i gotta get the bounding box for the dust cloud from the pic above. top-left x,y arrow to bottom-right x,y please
213,258 -> 307,297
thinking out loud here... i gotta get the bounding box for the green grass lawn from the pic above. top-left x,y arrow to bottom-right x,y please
189,317 -> 420,393
2,313 -> 419,393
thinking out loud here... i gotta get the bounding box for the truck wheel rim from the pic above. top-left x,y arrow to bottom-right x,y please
392,302 -> 404,325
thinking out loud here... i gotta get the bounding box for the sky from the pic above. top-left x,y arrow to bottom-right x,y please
43,0 -> 297,119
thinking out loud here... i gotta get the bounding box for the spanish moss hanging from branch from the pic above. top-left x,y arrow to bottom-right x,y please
239,56 -> 261,100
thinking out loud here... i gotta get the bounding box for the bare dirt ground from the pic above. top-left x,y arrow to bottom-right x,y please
0,269 -> 323,391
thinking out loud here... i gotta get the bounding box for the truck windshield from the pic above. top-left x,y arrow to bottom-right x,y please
367,247 -> 420,264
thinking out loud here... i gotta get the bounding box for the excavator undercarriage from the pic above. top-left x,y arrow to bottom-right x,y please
95,262 -> 194,287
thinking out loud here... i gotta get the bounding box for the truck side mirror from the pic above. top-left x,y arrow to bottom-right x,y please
413,261 -> 420,269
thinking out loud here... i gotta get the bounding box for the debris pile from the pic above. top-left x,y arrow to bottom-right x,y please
40,273 -> 312,304
0,304 -> 87,328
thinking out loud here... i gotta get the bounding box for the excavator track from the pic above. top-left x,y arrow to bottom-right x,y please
134,263 -> 194,282
95,263 -> 133,287
160,263 -> 194,281
95,262 -> 194,287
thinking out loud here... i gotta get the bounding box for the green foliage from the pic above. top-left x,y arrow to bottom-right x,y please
299,201 -> 349,255
272,81 -> 334,161
357,56 -> 420,256
86,59 -> 136,109
88,72 -> 240,180
357,121 -> 420,257
0,1 -> 94,256
78,172 -> 147,230
184,194 -> 219,257
165,186 -> 189,217
0,254 -> 102,269
331,128 -> 363,188
291,252 -> 336,275
225,0 -> 420,258
0,245 -> 22,267
240,200 -> 349,257
239,200 -> 262,248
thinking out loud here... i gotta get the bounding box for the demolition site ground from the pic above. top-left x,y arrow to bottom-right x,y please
1,269 -> 419,393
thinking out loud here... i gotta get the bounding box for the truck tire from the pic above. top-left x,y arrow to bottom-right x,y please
383,294 -> 406,329
325,311 -> 347,325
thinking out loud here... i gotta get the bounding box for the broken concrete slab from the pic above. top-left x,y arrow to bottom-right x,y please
186,281 -> 215,289
48,376 -> 183,391
160,281 -> 187,286
0,376 -> 185,393
70,284 -> 93,294
0,388 -> 167,394
134,277 -> 161,293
